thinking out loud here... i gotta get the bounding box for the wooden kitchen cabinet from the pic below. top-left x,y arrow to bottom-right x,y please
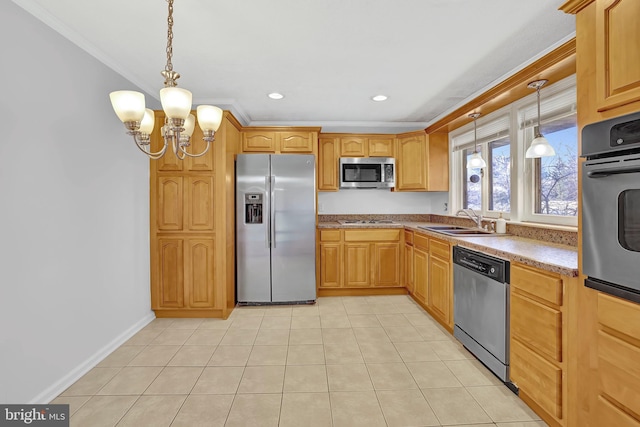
428,237 -> 452,329
395,131 -> 449,192
241,127 -> 319,154
242,130 -> 277,152
318,136 -> 339,191
412,233 -> 429,305
150,111 -> 242,318
368,137 -> 394,157
594,0 -> 640,111
404,230 -> 414,294
154,237 -> 216,310
509,262 -> 578,427
317,228 -> 404,295
340,136 -> 367,157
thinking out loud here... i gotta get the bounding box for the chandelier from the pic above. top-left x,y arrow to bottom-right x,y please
109,0 -> 222,160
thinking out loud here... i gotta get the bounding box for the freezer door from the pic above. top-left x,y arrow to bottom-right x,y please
270,154 -> 317,302
236,154 -> 272,303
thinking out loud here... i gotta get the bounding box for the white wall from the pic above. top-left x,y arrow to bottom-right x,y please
0,2 -> 154,403
318,190 -> 449,215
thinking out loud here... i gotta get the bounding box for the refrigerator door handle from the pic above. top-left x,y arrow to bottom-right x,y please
265,176 -> 270,248
271,175 -> 276,248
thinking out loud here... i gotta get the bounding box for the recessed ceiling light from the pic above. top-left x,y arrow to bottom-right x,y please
372,95 -> 388,102
268,92 -> 284,100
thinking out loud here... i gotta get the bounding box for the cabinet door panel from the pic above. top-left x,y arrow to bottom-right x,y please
156,238 -> 184,308
185,238 -> 215,308
186,125 -> 214,171
186,177 -> 214,231
242,131 -> 276,152
429,256 -> 450,323
405,244 -> 414,294
318,137 -> 339,191
320,243 -> 342,288
511,292 -> 562,362
340,137 -> 367,157
157,177 -> 183,231
344,243 -> 371,287
368,138 -> 394,157
279,132 -> 314,153
374,243 -> 401,287
413,248 -> 429,304
596,0 -> 640,110
396,135 -> 427,191
511,339 -> 562,419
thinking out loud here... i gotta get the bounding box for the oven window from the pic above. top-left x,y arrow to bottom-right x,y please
343,164 -> 381,182
619,190 -> 640,252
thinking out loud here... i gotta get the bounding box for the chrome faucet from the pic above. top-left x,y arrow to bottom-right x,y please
456,209 -> 483,228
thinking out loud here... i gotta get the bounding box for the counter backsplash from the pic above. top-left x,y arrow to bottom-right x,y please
318,214 -> 578,247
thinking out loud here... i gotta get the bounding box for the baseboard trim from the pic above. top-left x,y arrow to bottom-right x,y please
33,311 -> 156,404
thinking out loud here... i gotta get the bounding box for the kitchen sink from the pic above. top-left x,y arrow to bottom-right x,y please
418,225 -> 497,236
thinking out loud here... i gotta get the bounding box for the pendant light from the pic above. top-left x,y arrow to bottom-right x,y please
525,79 -> 556,158
467,113 -> 487,169
109,0 -> 223,160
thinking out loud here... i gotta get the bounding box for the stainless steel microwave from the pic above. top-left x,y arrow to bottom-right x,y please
340,157 -> 395,189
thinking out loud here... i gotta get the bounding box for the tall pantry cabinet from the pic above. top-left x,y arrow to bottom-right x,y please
150,111 -> 241,318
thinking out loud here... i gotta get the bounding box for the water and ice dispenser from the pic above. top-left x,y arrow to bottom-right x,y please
244,193 -> 263,224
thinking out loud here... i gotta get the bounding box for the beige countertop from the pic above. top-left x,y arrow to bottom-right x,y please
318,221 -> 578,277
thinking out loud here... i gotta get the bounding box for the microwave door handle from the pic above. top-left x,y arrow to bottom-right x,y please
587,165 -> 640,178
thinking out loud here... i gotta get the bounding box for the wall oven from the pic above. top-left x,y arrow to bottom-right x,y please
582,111 -> 640,303
339,157 -> 395,189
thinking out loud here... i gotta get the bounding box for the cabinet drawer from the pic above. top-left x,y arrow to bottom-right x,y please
597,293 -> 640,339
596,395 -> 640,427
404,230 -> 414,245
320,229 -> 341,242
598,330 -> 640,418
414,234 -> 429,251
510,339 -> 562,419
511,263 -> 563,306
344,229 -> 400,242
511,292 -> 562,362
429,238 -> 450,260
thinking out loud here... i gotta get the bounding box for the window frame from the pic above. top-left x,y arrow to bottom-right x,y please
449,75 -> 577,227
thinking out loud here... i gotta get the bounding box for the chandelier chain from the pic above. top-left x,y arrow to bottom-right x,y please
165,0 -> 174,73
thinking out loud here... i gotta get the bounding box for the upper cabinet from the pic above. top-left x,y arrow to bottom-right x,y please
595,0 -> 640,111
318,137 -> 339,191
368,137 -> 394,157
395,131 -> 449,192
240,127 -> 319,154
340,136 -> 367,157
339,136 -> 395,157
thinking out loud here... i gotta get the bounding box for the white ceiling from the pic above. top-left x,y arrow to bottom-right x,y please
14,0 -> 575,133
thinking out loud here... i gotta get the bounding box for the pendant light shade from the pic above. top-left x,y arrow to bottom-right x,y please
160,87 -> 193,120
525,80 -> 556,158
467,113 -> 486,169
139,109 -> 156,134
197,105 -> 223,132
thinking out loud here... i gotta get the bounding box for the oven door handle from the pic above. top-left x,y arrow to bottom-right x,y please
586,165 -> 640,178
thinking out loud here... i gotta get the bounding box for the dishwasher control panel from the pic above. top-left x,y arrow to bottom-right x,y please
453,246 -> 509,283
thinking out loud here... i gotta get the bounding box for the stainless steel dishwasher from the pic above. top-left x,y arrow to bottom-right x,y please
453,246 -> 511,384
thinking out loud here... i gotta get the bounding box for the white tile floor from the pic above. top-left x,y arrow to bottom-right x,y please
52,295 -> 547,427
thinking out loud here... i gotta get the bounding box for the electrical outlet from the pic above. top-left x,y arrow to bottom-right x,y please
318,203 -> 325,213
444,202 -> 448,212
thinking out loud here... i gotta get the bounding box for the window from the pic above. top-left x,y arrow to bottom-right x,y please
450,75 -> 577,227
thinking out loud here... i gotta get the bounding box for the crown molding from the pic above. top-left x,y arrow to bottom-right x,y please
559,0 -> 594,14
248,120 -> 429,134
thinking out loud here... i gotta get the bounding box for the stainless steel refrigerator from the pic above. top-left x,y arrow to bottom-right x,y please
236,154 -> 316,304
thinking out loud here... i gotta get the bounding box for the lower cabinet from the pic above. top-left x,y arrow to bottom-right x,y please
404,230 -> 415,294
318,228 -> 402,295
509,262 -> 578,427
409,232 -> 453,331
153,236 -> 216,314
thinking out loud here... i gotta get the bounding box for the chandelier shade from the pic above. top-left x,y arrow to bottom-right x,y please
109,91 -> 145,123
197,105 -> 224,132
139,109 -> 156,134
160,87 -> 193,120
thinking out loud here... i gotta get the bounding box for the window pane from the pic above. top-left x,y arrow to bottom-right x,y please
535,115 -> 578,216
463,148 -> 481,210
488,138 -> 510,212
